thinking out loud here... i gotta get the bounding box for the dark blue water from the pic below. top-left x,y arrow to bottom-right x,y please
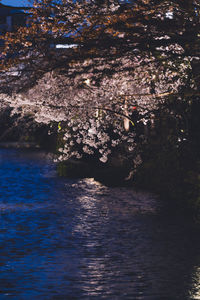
0,149 -> 199,299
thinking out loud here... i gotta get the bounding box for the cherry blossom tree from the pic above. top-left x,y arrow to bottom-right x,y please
0,0 -> 199,171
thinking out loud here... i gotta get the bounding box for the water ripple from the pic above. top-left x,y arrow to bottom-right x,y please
0,149 -> 199,299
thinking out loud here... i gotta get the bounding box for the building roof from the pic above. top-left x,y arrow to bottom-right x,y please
0,4 -> 28,16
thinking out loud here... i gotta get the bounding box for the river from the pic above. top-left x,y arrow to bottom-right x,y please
0,149 -> 199,299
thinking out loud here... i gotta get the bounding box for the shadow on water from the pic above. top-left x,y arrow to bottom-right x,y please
0,149 -> 199,299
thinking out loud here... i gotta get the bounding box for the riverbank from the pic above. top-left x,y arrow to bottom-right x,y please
57,158 -> 132,187
0,142 -> 40,149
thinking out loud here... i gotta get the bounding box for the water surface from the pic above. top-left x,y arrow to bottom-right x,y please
0,149 -> 199,299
